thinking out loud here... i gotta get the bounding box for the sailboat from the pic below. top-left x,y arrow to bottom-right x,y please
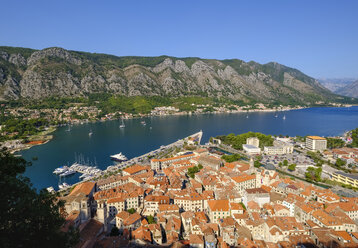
283,114 -> 286,120
66,125 -> 71,132
119,119 -> 125,128
246,110 -> 249,119
89,129 -> 93,136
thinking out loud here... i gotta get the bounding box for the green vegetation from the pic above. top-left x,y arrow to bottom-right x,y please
283,160 -> 288,166
198,164 -> 203,170
127,208 -> 136,214
239,202 -> 247,210
306,151 -> 324,167
254,160 -> 261,168
335,158 -> 346,168
305,166 -> 322,182
0,149 -> 79,247
0,117 -> 49,141
147,215 -> 156,224
351,128 -> 358,147
217,132 -> 274,150
187,166 -> 201,179
288,164 -> 296,171
326,138 -> 345,149
221,153 -> 242,163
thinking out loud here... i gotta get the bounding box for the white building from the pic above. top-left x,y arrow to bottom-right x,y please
247,137 -> 260,147
242,188 -> 270,207
243,144 -> 261,155
264,140 -> 293,155
306,136 -> 327,151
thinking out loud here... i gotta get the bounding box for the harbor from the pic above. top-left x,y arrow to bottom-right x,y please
20,106 -> 358,191
52,130 -> 203,191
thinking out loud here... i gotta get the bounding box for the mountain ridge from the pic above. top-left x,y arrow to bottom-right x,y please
0,46 -> 352,104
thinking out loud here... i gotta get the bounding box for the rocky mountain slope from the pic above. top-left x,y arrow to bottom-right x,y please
0,46 -> 349,104
318,78 -> 355,92
336,80 -> 358,98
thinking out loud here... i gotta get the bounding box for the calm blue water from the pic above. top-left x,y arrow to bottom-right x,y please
20,106 -> 358,190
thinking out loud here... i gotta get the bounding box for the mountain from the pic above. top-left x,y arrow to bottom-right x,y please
318,78 -> 358,98
318,78 -> 356,92
335,80 -> 358,98
0,46 -> 351,105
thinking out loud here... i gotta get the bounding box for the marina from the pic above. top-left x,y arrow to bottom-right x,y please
20,106 -> 358,190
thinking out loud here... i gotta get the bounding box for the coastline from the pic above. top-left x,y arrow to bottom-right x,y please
5,105 -> 354,154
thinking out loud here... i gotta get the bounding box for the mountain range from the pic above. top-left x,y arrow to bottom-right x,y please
319,78 -> 358,98
0,46 -> 353,105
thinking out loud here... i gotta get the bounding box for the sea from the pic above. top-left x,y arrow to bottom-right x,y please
19,106 -> 358,190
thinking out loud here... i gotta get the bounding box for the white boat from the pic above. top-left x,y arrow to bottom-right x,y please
283,115 -> 286,120
110,152 -> 128,162
59,169 -> 76,177
62,182 -> 70,187
58,182 -> 70,190
53,166 -> 69,174
79,173 -> 89,179
141,120 -> 146,126
89,129 -> 93,136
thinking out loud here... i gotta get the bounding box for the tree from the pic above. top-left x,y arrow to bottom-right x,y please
335,158 -> 346,167
0,149 -> 78,248
222,154 -> 241,163
305,166 -> 322,182
187,166 -> 200,179
254,160 -> 261,168
127,208 -> 136,214
288,164 -> 296,171
147,215 -> 156,224
283,160 -> 288,166
198,164 -> 203,170
110,226 -> 120,236
326,138 -> 345,149
278,162 -> 283,167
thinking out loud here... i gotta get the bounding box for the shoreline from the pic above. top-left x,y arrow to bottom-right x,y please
5,105 -> 355,154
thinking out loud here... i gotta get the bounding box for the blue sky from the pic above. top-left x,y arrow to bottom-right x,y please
1,0 -> 357,78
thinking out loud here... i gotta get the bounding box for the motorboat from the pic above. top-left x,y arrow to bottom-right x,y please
53,166 -> 69,175
110,152 -> 128,162
59,169 -> 76,177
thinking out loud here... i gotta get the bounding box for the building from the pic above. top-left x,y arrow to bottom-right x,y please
243,144 -> 261,155
231,173 -> 256,194
331,171 -> 358,188
264,140 -> 293,155
242,188 -> 270,207
247,137 -> 260,147
62,181 -> 96,224
306,136 -> 327,151
150,154 -> 196,170
207,199 -> 230,223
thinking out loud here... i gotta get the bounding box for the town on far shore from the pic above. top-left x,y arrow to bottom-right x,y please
57,128 -> 358,248
0,100 -> 351,153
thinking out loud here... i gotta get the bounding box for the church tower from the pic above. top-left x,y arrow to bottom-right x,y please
97,200 -> 108,232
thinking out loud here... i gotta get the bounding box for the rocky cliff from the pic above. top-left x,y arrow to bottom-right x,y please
336,80 -> 358,98
0,46 -> 347,104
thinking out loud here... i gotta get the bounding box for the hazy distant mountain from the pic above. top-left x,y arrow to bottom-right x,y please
335,80 -> 358,98
0,46 -> 353,104
319,78 -> 358,98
